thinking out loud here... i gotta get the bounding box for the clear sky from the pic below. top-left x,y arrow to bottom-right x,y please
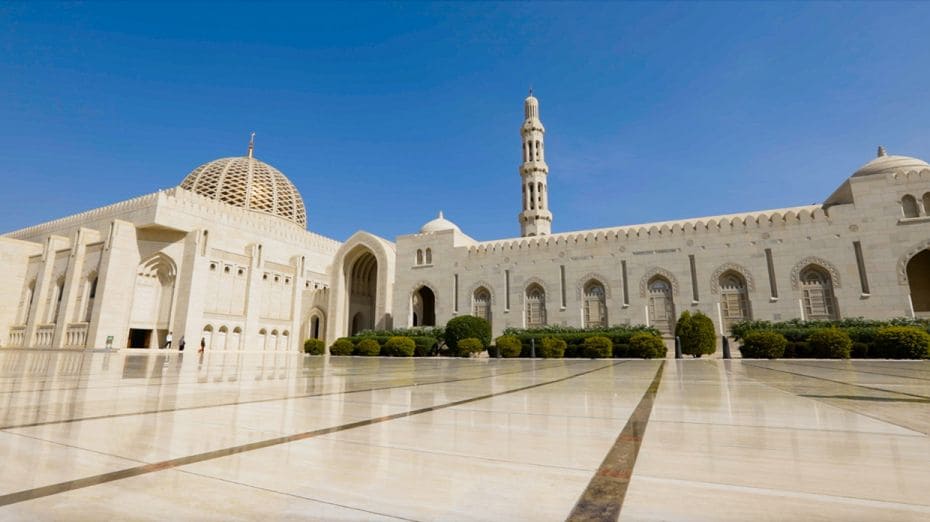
2,2 -> 929,241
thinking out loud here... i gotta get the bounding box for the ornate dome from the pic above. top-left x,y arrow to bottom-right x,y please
420,211 -> 461,234
853,146 -> 930,178
179,155 -> 307,227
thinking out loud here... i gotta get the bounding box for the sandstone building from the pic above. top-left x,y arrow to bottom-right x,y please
2,96 -> 929,351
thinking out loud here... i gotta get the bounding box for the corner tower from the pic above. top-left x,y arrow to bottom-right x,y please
519,91 -> 552,236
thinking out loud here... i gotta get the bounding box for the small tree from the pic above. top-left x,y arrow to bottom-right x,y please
354,338 -> 381,356
539,336 -> 567,358
677,311 -> 716,358
739,331 -> 787,359
329,338 -> 354,356
629,332 -> 665,359
444,316 -> 492,351
383,336 -> 415,357
495,335 -> 522,358
808,328 -> 852,359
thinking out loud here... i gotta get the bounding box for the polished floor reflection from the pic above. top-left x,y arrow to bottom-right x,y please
0,351 -> 928,521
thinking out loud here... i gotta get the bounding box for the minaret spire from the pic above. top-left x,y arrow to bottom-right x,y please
518,91 -> 552,237
248,132 -> 256,158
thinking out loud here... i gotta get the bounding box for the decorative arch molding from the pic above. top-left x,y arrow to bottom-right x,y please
523,276 -> 548,294
709,263 -> 756,294
138,252 -> 178,279
790,256 -> 841,289
468,280 -> 495,305
306,306 -> 326,321
410,280 -> 439,300
575,272 -> 611,300
326,231 -> 396,341
897,239 -> 930,285
639,267 -> 679,297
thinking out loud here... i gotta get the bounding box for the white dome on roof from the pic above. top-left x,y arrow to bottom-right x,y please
853,146 -> 929,177
179,154 -> 307,227
420,211 -> 461,234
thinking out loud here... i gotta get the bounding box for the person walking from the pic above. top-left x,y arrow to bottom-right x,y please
178,335 -> 186,352
164,331 -> 173,349
198,337 -> 206,354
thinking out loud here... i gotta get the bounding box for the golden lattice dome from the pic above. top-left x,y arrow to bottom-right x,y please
179,155 -> 307,227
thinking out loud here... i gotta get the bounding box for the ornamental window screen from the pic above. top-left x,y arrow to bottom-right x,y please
473,287 -> 491,324
525,284 -> 547,327
800,266 -> 838,320
583,281 -> 607,328
719,271 -> 750,331
647,277 -> 675,336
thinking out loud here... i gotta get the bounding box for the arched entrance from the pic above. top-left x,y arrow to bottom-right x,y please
347,249 -> 377,335
719,270 -> 751,331
648,276 -> 675,336
128,254 -> 177,348
412,286 -> 436,326
907,250 -> 930,317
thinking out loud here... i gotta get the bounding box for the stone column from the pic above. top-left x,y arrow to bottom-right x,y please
88,220 -> 139,349
24,235 -> 69,346
52,228 -> 90,348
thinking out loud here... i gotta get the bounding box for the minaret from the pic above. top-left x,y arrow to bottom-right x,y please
518,90 -> 552,236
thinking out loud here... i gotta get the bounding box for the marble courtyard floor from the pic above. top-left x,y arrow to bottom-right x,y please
0,351 -> 928,521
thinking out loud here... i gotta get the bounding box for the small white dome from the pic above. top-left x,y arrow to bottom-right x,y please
420,211 -> 461,234
853,147 -> 929,177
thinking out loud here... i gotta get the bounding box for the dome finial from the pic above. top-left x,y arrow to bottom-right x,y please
877,145 -> 887,157
438,210 -> 444,219
529,85 -> 533,97
248,132 -> 256,159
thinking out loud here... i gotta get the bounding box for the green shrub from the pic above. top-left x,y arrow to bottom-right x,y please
495,335 -> 522,358
583,336 -> 613,358
329,338 -> 354,356
874,326 -> 930,359
539,337 -> 567,358
613,343 -> 631,358
457,337 -> 485,357
808,328 -> 852,359
303,338 -> 325,355
444,316 -> 491,351
629,332 -> 665,359
412,336 -> 437,357
739,331 -> 787,359
383,336 -> 415,357
676,311 -> 716,358
354,338 -> 381,356
851,342 -> 869,358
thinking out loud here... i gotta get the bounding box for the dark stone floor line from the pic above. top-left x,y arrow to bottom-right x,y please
0,360 -> 574,431
565,361 -> 665,522
743,363 -> 930,401
0,361 -> 625,508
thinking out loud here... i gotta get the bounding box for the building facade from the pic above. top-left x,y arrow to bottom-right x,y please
3,95 -> 930,350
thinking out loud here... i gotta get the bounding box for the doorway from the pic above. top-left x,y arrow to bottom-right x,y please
128,329 -> 151,349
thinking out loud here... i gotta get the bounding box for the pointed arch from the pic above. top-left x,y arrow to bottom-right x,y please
639,267 -> 680,297
709,263 -> 755,294
790,256 -> 841,290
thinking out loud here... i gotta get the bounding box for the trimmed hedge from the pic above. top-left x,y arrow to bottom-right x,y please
807,328 -> 851,359
329,338 -> 354,356
303,339 -> 325,355
495,335 -> 522,358
539,337 -> 567,358
874,326 -> 930,359
503,325 -> 662,358
731,318 -> 930,359
457,337 -> 484,357
354,338 -> 381,356
739,331 -> 787,359
444,316 -> 491,351
676,311 -> 716,358
383,336 -> 415,357
629,332 -> 666,359
583,336 -> 613,358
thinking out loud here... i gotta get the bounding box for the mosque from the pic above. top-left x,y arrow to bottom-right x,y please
1,95 -> 929,351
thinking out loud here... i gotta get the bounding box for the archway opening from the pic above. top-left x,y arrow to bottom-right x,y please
907,250 -> 930,316
346,249 -> 377,335
412,286 -> 436,326
719,271 -> 751,332
128,254 -> 177,349
583,280 -> 607,328
648,276 -> 675,336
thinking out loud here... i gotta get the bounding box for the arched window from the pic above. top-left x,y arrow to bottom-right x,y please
19,280 -> 36,325
473,287 -> 491,325
537,182 -> 544,209
270,329 -> 279,351
217,326 -> 228,351
525,284 -> 546,327
902,195 -> 920,218
583,280 -> 607,328
425,248 -> 432,264
49,277 -> 65,324
416,249 -> 423,265
800,265 -> 838,320
647,277 -> 675,335
529,183 -> 535,210
82,275 -> 98,322
923,193 -> 930,217
202,325 -> 214,351
282,330 -> 290,351
719,271 -> 750,331
231,326 -> 242,350
535,140 -> 541,160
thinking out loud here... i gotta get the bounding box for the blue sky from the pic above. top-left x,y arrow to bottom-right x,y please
2,2 -> 929,241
